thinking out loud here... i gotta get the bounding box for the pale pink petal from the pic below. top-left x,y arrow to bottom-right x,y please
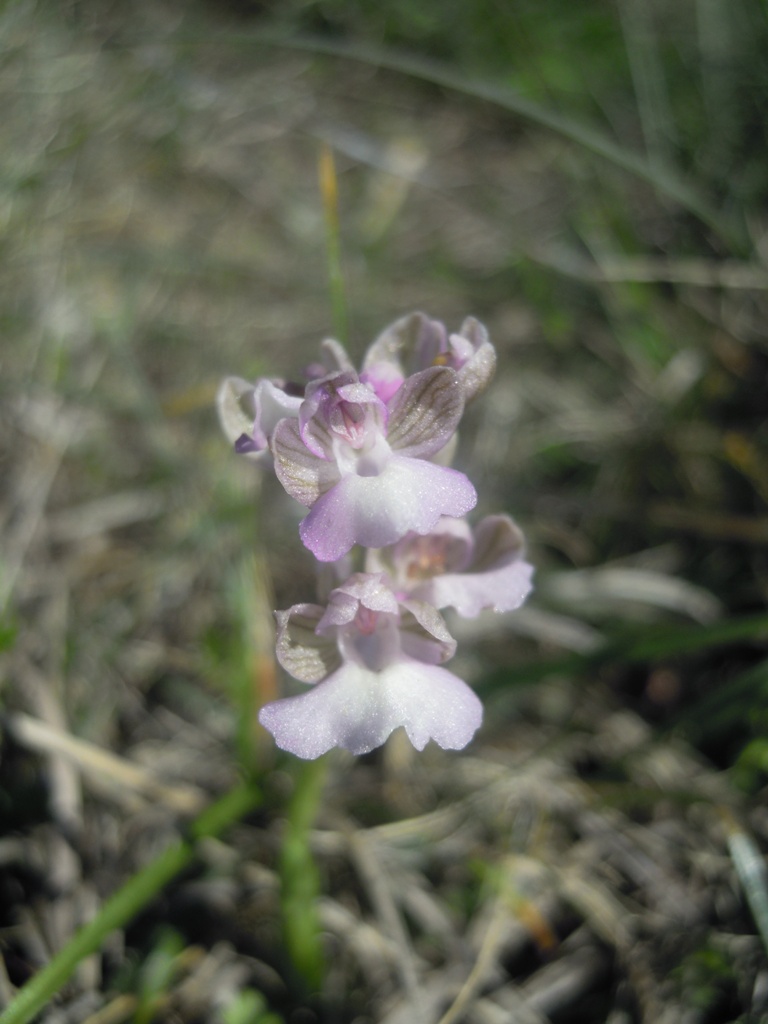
258,658 -> 482,759
254,379 -> 304,440
361,312 -> 434,376
317,573 -> 399,633
258,663 -> 394,759
385,367 -> 465,458
398,600 -> 456,664
414,558 -> 534,618
411,516 -> 533,617
360,362 -> 404,404
299,456 -> 477,561
378,660 -> 483,751
272,418 -> 339,507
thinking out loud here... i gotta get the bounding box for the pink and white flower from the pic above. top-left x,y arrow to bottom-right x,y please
271,367 -> 477,562
367,514 -> 534,618
218,312 -> 532,763
259,573 -> 483,759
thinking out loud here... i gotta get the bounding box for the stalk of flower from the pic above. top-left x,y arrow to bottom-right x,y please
258,573 -> 483,759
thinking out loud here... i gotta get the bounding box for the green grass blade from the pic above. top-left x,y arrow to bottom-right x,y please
279,758 -> 327,992
726,826 -> 768,956
0,782 -> 262,1024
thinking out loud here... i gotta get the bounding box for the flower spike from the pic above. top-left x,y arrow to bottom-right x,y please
219,311 -> 531,760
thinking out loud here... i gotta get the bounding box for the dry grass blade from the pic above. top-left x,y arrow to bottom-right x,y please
80,994 -> 137,1024
4,712 -> 207,815
46,491 -> 166,544
1,358 -> 106,613
435,897 -> 516,1024
348,831 -> 424,1015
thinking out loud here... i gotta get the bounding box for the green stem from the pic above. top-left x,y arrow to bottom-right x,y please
0,781 -> 261,1024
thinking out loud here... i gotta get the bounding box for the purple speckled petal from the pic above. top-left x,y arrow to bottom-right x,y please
272,418 -> 340,507
258,657 -> 482,759
385,366 -> 465,458
299,455 -> 477,561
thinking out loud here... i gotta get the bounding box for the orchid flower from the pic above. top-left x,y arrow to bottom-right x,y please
219,312 -> 534,762
271,368 -> 477,562
258,573 -> 483,759
367,514 -> 534,618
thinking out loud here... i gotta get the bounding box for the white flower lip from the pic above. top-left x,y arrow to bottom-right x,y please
262,574 -> 481,759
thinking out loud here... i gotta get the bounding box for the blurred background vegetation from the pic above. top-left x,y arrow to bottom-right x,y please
1,0 -> 768,1021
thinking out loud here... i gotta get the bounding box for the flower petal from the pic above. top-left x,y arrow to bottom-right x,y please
275,603 -> 340,683
399,599 -> 456,663
317,573 -> 399,633
379,660 -> 483,751
362,312 -> 433,376
299,455 -> 477,561
258,657 -> 482,759
272,419 -> 340,507
320,337 -> 355,374
258,663 -> 384,758
416,559 -> 534,618
452,318 -> 497,402
217,376 -> 259,452
218,377 -> 304,459
385,367 -> 465,458
412,515 -> 534,618
469,514 -> 525,572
